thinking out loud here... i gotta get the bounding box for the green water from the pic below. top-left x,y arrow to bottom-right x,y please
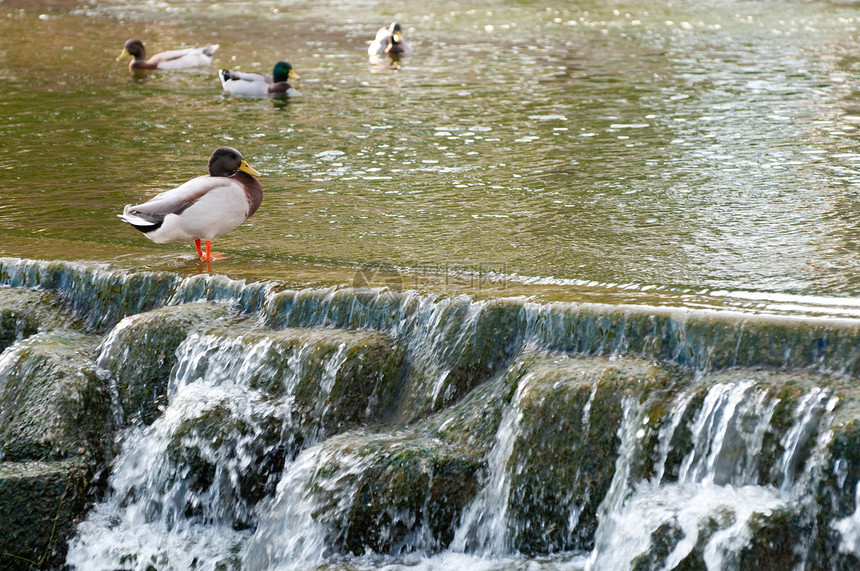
2,0 -> 860,314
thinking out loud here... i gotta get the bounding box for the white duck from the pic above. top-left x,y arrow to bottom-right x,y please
368,22 -> 410,56
117,39 -> 219,71
118,147 -> 262,262
219,61 -> 299,97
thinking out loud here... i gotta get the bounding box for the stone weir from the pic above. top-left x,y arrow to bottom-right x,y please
1,258 -> 860,569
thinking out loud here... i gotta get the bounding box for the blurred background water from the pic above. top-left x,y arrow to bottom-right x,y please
1,0 -> 860,315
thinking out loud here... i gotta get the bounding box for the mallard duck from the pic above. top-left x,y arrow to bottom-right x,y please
117,39 -> 219,70
368,22 -> 410,56
219,61 -> 299,97
118,147 -> 262,262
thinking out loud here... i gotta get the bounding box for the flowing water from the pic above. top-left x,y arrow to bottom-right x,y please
2,0 -> 860,312
3,0 -> 860,569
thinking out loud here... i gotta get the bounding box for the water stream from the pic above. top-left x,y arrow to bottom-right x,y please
3,0 -> 860,569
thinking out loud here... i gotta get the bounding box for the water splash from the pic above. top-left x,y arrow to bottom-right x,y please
451,373 -> 533,556
66,329 -> 365,569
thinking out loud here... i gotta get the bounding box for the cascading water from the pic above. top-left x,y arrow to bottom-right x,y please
450,373 -> 533,556
66,330 -> 368,569
585,381 -> 837,570
3,260 -> 860,570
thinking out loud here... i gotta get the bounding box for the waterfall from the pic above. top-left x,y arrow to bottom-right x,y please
585,380 -> 838,570
2,259 -> 860,570
66,330 -> 363,569
450,373 -> 533,555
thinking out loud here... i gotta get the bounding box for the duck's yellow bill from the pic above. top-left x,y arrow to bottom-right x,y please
288,69 -> 300,79
116,48 -> 130,62
240,161 -> 261,177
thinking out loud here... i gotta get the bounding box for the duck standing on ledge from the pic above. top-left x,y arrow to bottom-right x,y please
368,22 -> 410,56
118,147 -> 262,262
219,61 -> 300,97
117,39 -> 219,70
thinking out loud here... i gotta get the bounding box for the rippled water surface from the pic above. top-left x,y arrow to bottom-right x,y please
2,0 -> 860,314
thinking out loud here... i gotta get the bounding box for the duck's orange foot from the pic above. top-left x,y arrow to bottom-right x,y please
208,251 -> 229,261
194,240 -> 227,262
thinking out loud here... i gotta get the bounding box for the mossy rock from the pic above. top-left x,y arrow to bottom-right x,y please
0,330 -> 110,462
97,302 -> 235,426
167,400 -> 297,529
309,433 -> 483,555
161,326 -> 404,528
506,356 -> 680,554
630,519 -> 685,571
737,507 -> 805,570
421,364 -> 519,456
203,326 -> 405,436
435,299 -> 526,409
0,288 -> 80,352
394,298 -> 527,421
0,459 -> 90,571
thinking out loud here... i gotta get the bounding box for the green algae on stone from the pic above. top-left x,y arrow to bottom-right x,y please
505,355 -> 681,554
630,519 -> 685,571
737,507 -> 805,571
167,402 -> 295,529
308,432 -> 483,555
432,299 -> 527,410
0,330 -> 110,462
0,288 -> 80,352
0,459 -> 91,570
97,302 -> 236,425
203,326 -> 405,436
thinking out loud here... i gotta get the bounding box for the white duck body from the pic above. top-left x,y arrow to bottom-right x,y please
118,40 -> 219,71
118,147 -> 262,260
121,175 -> 253,243
219,71 -> 273,96
148,46 -> 219,70
368,22 -> 410,56
219,62 -> 299,97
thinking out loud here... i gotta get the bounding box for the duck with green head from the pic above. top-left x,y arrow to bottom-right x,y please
219,61 -> 300,97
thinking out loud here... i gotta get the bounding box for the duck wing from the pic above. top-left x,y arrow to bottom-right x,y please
221,69 -> 273,83
150,45 -> 219,69
368,28 -> 392,55
119,175 -> 229,229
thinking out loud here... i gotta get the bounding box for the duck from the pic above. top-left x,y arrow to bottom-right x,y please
117,39 -> 219,70
118,147 -> 262,262
368,22 -> 410,56
219,61 -> 299,97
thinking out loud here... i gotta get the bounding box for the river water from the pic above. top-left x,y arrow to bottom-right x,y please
2,0 -> 860,315
2,1 -> 860,569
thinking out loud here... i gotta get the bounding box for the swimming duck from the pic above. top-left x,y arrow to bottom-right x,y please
219,61 -> 300,97
118,147 -> 262,262
368,22 -> 410,56
117,39 -> 219,70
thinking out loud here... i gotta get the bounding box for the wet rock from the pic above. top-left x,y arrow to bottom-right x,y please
0,329 -> 111,571
630,519 -> 685,571
0,460 -> 90,570
0,330 -> 109,461
312,433 -> 483,555
505,355 -> 682,554
168,401 -> 294,529
206,326 -> 406,434
0,259 -> 181,333
737,507 -> 804,570
0,288 -> 78,352
161,326 -> 405,529
431,298 -> 526,411
97,302 -> 235,425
